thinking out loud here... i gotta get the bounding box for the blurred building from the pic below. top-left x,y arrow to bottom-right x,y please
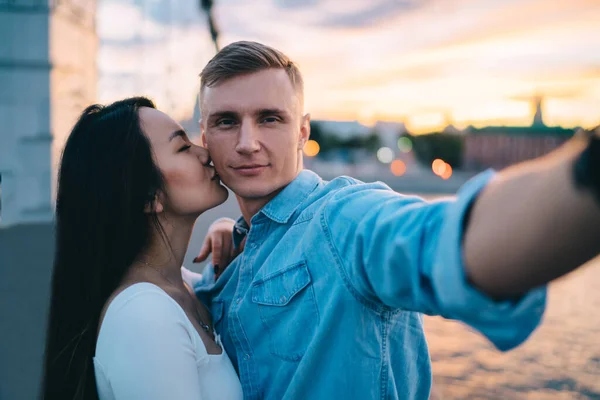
462,97 -> 575,171
0,0 -> 97,227
373,120 -> 407,149
315,119 -> 371,138
373,120 -> 418,170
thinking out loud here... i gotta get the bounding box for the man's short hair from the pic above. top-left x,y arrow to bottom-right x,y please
199,41 -> 304,104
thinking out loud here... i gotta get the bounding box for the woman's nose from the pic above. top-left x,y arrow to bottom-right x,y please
194,145 -> 211,165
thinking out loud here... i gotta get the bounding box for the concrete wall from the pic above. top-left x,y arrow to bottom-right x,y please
0,4 -> 53,226
0,223 -> 55,400
0,2 -> 97,398
0,0 -> 97,227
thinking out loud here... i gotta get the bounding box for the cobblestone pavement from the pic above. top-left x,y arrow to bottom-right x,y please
426,260 -> 600,399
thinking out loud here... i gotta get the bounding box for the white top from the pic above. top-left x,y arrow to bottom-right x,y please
94,282 -> 243,400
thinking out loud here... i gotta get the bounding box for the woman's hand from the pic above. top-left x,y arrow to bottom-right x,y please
193,218 -> 238,279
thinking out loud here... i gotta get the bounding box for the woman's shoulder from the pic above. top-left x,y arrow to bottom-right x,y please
96,283 -> 195,354
95,283 -> 200,366
100,283 -> 188,329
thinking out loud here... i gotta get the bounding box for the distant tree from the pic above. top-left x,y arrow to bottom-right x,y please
310,121 -> 340,154
409,132 -> 464,168
309,121 -> 325,146
363,131 -> 382,152
309,121 -> 382,157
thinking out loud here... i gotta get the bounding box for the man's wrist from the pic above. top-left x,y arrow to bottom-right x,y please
573,129 -> 600,204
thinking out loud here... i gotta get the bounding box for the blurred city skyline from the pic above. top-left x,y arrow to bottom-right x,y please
98,0 -> 600,134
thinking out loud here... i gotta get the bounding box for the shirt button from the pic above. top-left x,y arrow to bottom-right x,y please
244,353 -> 251,360
236,298 -> 242,304
279,295 -> 287,303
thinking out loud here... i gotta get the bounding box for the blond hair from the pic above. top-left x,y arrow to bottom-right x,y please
199,41 -> 304,104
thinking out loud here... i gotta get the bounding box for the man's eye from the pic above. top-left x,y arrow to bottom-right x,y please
262,117 -> 279,124
217,119 -> 236,127
178,145 -> 191,153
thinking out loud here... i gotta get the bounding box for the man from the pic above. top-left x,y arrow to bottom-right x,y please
195,41 -> 600,399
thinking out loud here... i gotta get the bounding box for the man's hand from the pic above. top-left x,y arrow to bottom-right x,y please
193,218 -> 240,279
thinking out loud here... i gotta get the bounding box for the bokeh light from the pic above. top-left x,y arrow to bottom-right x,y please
441,164 -> 453,180
432,159 -> 447,175
397,137 -> 413,153
303,140 -> 320,157
390,160 -> 406,176
377,147 -> 394,164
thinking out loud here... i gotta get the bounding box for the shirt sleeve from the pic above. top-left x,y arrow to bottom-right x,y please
96,290 -> 205,399
323,171 -> 547,351
194,263 -> 216,290
181,266 -> 205,289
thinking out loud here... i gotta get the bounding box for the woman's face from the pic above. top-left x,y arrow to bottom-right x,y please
139,107 -> 228,217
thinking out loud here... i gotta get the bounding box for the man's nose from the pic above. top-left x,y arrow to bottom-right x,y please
236,121 -> 261,154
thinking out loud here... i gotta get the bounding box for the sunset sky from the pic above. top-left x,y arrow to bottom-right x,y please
98,0 -> 600,134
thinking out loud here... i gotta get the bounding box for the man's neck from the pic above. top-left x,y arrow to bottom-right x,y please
236,192 -> 281,227
236,168 -> 304,226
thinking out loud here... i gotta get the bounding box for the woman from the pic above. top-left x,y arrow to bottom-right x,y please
41,97 -> 243,400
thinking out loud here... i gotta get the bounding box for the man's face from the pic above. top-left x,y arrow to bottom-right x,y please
201,69 -> 309,200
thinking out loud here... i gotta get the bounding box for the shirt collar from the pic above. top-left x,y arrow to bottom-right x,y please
258,170 -> 321,224
231,170 -> 322,249
232,216 -> 249,250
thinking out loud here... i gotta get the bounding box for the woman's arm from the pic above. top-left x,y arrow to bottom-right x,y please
193,218 -> 241,279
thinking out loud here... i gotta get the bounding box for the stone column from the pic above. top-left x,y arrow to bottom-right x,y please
0,0 -> 97,227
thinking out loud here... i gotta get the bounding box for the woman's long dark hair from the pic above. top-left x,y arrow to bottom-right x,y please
41,97 -> 166,399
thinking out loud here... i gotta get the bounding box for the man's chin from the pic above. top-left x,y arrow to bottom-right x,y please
230,184 -> 281,201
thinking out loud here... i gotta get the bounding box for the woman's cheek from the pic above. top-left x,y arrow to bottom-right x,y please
165,164 -> 205,188
164,167 -> 189,187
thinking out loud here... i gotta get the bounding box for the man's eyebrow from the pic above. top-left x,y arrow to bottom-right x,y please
207,111 -> 239,120
168,130 -> 187,142
255,108 -> 287,116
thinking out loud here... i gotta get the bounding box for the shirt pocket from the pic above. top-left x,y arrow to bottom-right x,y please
251,261 -> 319,361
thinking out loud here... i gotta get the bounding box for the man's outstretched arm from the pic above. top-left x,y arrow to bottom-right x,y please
323,129 -> 599,350
463,132 -> 600,298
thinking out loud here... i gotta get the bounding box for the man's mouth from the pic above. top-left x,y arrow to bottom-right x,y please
232,164 -> 269,176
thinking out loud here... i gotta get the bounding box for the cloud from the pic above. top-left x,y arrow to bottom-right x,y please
312,0 -> 428,29
130,0 -> 206,27
419,0 -> 600,53
98,2 -> 167,43
98,1 -> 218,120
97,0 -> 600,132
273,0 -> 319,9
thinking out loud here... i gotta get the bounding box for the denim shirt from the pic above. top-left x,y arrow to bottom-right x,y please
196,170 -> 546,400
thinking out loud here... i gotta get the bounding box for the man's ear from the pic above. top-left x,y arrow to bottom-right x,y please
298,113 -> 311,150
144,193 -> 164,214
200,119 -> 208,148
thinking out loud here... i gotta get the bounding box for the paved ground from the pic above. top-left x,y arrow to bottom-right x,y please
426,262 -> 600,400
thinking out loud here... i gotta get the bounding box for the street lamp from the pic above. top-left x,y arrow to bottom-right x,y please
199,0 -> 220,52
